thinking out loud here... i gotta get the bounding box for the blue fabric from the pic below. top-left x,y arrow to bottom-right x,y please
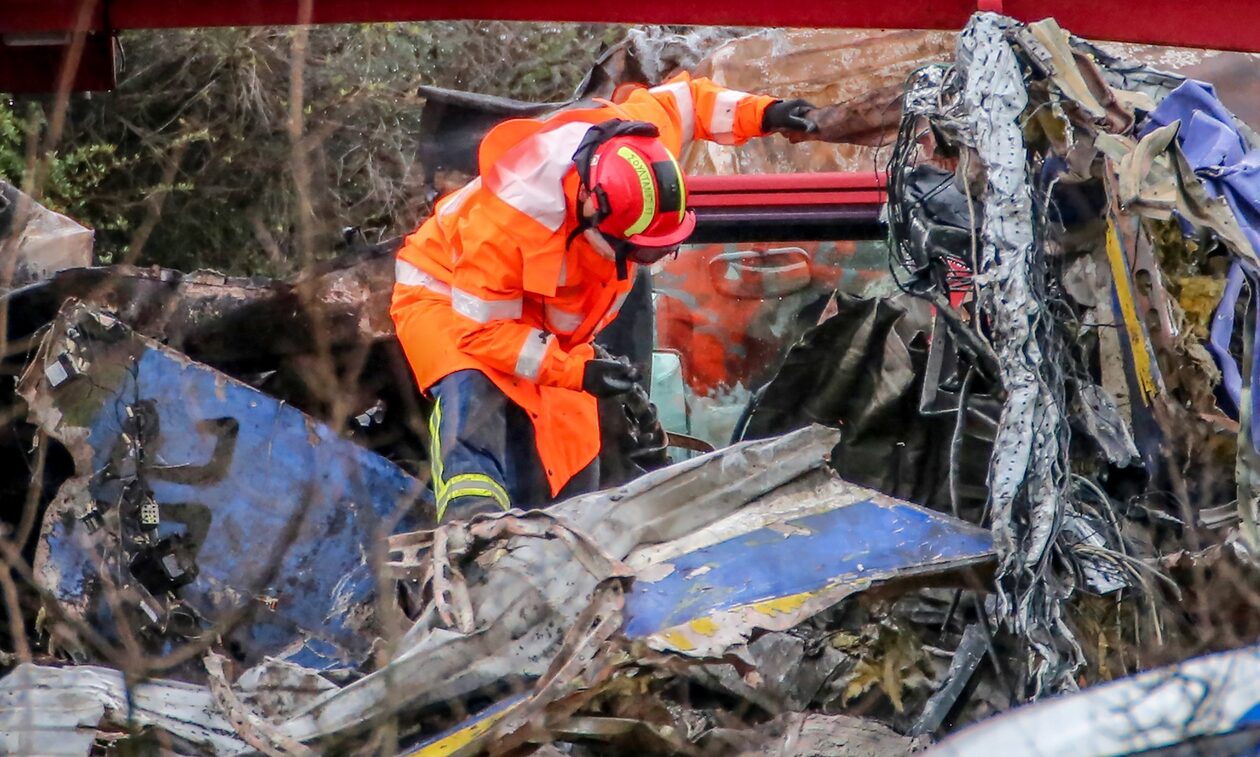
428,369 -> 598,517
1143,80 -> 1260,258
1208,261 -> 1246,417
1147,81 -> 1260,440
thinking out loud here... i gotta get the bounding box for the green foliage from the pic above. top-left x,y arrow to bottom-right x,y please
3,22 -> 625,275
0,98 -> 123,231
0,101 -> 25,182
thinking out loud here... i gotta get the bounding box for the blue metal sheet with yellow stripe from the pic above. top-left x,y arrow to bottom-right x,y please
624,497 -> 993,639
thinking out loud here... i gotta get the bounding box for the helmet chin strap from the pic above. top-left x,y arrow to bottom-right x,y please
582,228 -> 632,281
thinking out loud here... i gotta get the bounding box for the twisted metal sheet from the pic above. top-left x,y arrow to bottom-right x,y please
957,12 -> 1080,695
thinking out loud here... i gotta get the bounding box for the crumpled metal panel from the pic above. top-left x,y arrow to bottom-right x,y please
395,463 -> 992,755
0,663 -> 250,755
928,645 -> 1260,756
275,426 -> 840,746
740,291 -> 995,511
624,472 -> 994,657
958,12 -> 1078,693
0,180 -> 93,291
19,303 -> 423,670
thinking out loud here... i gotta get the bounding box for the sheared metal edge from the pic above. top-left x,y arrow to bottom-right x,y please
204,653 -> 315,757
626,468 -> 854,570
0,663 -> 249,755
1108,121 -> 1260,269
274,426 -> 840,746
927,645 -> 1260,757
959,12 -> 1079,694
1166,127 -> 1260,269
910,623 -> 988,737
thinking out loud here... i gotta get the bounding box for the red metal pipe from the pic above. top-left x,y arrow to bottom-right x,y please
5,0 -> 1260,54
689,191 -> 888,208
689,171 -> 887,193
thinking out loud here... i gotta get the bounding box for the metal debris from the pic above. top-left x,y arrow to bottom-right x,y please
909,624 -> 988,737
276,426 -> 841,748
623,470 -> 994,658
928,645 -> 1260,756
0,180 -> 93,291
18,303 -> 425,670
6,13 -> 1260,757
0,662 -> 250,755
956,13 -> 1079,694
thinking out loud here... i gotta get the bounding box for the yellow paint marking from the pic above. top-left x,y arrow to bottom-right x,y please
1104,221 -> 1158,404
750,591 -> 814,617
688,617 -> 719,636
406,701 -> 520,757
658,629 -> 696,651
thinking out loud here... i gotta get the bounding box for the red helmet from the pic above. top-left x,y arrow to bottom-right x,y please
574,122 -> 696,249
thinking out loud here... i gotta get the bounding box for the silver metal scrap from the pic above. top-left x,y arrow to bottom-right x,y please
957,12 -> 1080,694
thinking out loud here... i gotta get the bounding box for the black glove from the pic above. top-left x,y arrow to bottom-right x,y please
761,98 -> 818,135
582,359 -> 640,398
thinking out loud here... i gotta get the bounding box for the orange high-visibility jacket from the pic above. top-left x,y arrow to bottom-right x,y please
391,73 -> 777,496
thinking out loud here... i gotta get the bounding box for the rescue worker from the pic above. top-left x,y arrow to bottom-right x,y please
391,73 -> 818,521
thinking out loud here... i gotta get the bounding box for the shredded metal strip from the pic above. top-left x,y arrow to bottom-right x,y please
204,652 -> 316,757
958,12 -> 1080,694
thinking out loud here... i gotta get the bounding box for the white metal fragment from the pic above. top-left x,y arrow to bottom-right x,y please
0,663 -> 249,755
928,645 -> 1260,756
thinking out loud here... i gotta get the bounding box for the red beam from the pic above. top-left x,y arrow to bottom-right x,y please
3,0 -> 1260,54
690,172 -> 887,193
0,34 -> 115,92
689,191 -> 887,208
689,173 -> 887,208
1001,0 -> 1260,54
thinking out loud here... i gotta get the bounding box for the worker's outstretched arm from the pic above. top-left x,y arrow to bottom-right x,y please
618,72 -> 780,149
447,202 -> 592,391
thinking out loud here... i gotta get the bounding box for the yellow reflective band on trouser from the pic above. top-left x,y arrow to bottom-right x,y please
428,397 -> 512,522
616,145 -> 656,236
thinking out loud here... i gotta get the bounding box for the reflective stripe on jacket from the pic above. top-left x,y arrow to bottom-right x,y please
392,73 -> 776,495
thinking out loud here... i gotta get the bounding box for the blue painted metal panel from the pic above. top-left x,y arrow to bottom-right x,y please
623,497 -> 993,638
38,312 -> 426,669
